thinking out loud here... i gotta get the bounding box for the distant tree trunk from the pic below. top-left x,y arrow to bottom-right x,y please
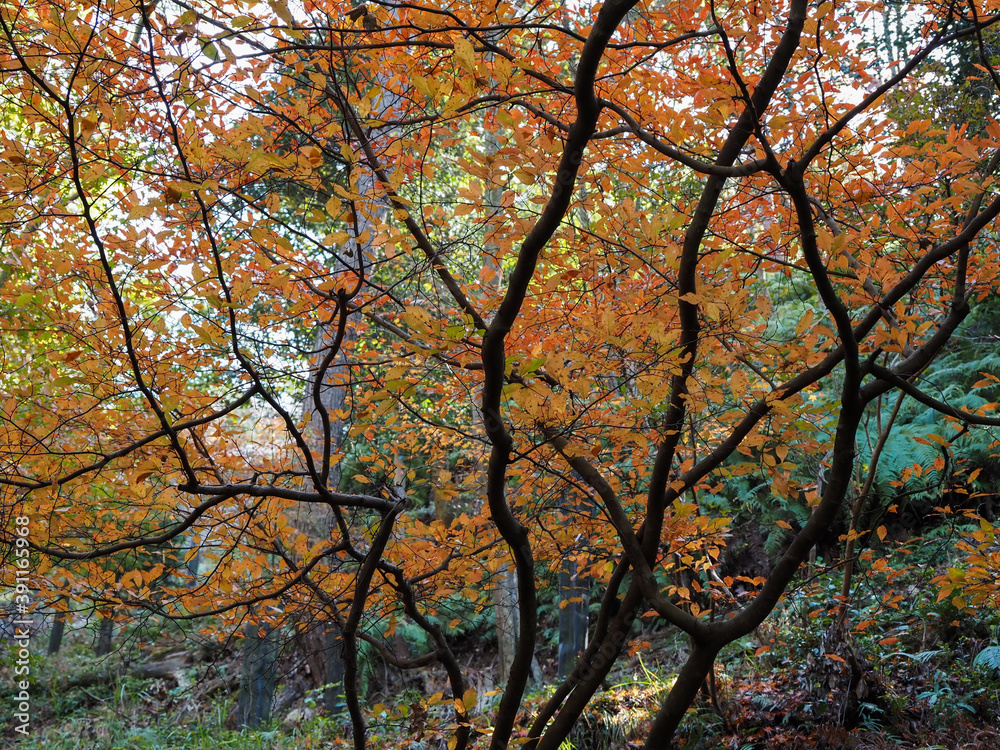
494,562 -> 519,687
483,115 -> 541,689
557,484 -> 592,678
302,322 -> 350,715
323,625 -> 346,713
298,322 -> 358,720
557,558 -> 590,679
299,56 -> 403,713
296,46 -> 403,727
431,464 -> 455,526
48,606 -> 66,655
494,561 -> 543,686
95,614 -> 113,656
184,529 -> 207,587
238,621 -> 279,729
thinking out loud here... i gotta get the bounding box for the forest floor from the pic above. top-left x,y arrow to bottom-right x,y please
4,546 -> 1000,749
3,607 -> 999,750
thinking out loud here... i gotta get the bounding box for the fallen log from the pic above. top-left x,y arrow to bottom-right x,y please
47,655 -> 195,691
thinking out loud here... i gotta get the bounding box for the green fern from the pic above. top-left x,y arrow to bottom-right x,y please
973,645 -> 1000,675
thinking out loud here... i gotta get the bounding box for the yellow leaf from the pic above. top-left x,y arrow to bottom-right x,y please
301,145 -> 323,167
876,525 -> 887,541
268,0 -> 293,25
453,37 -> 476,75
795,309 -> 814,337
730,369 -> 749,397
79,117 -> 99,142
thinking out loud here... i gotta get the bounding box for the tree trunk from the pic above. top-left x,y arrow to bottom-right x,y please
558,483 -> 592,679
297,57 -> 404,721
494,561 -> 543,687
494,562 -> 519,687
557,558 -> 590,679
48,604 -> 66,655
299,305 -> 352,713
323,623 -> 346,713
95,615 -> 113,657
238,621 -> 279,729
185,528 -> 207,588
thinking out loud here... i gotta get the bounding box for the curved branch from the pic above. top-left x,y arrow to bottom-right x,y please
479,3 -> 644,744
599,99 -> 769,177
868,362 -> 1000,426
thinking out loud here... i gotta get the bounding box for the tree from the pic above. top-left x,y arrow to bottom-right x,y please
3,0 -> 1000,747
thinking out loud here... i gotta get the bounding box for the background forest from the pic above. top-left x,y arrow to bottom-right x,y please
3,0 -> 1000,748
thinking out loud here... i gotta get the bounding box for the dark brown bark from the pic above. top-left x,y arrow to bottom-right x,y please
95,615 -> 113,657
47,606 -> 65,656
480,3 -> 648,745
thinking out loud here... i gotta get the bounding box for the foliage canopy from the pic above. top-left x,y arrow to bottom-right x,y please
3,0 -> 1000,746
